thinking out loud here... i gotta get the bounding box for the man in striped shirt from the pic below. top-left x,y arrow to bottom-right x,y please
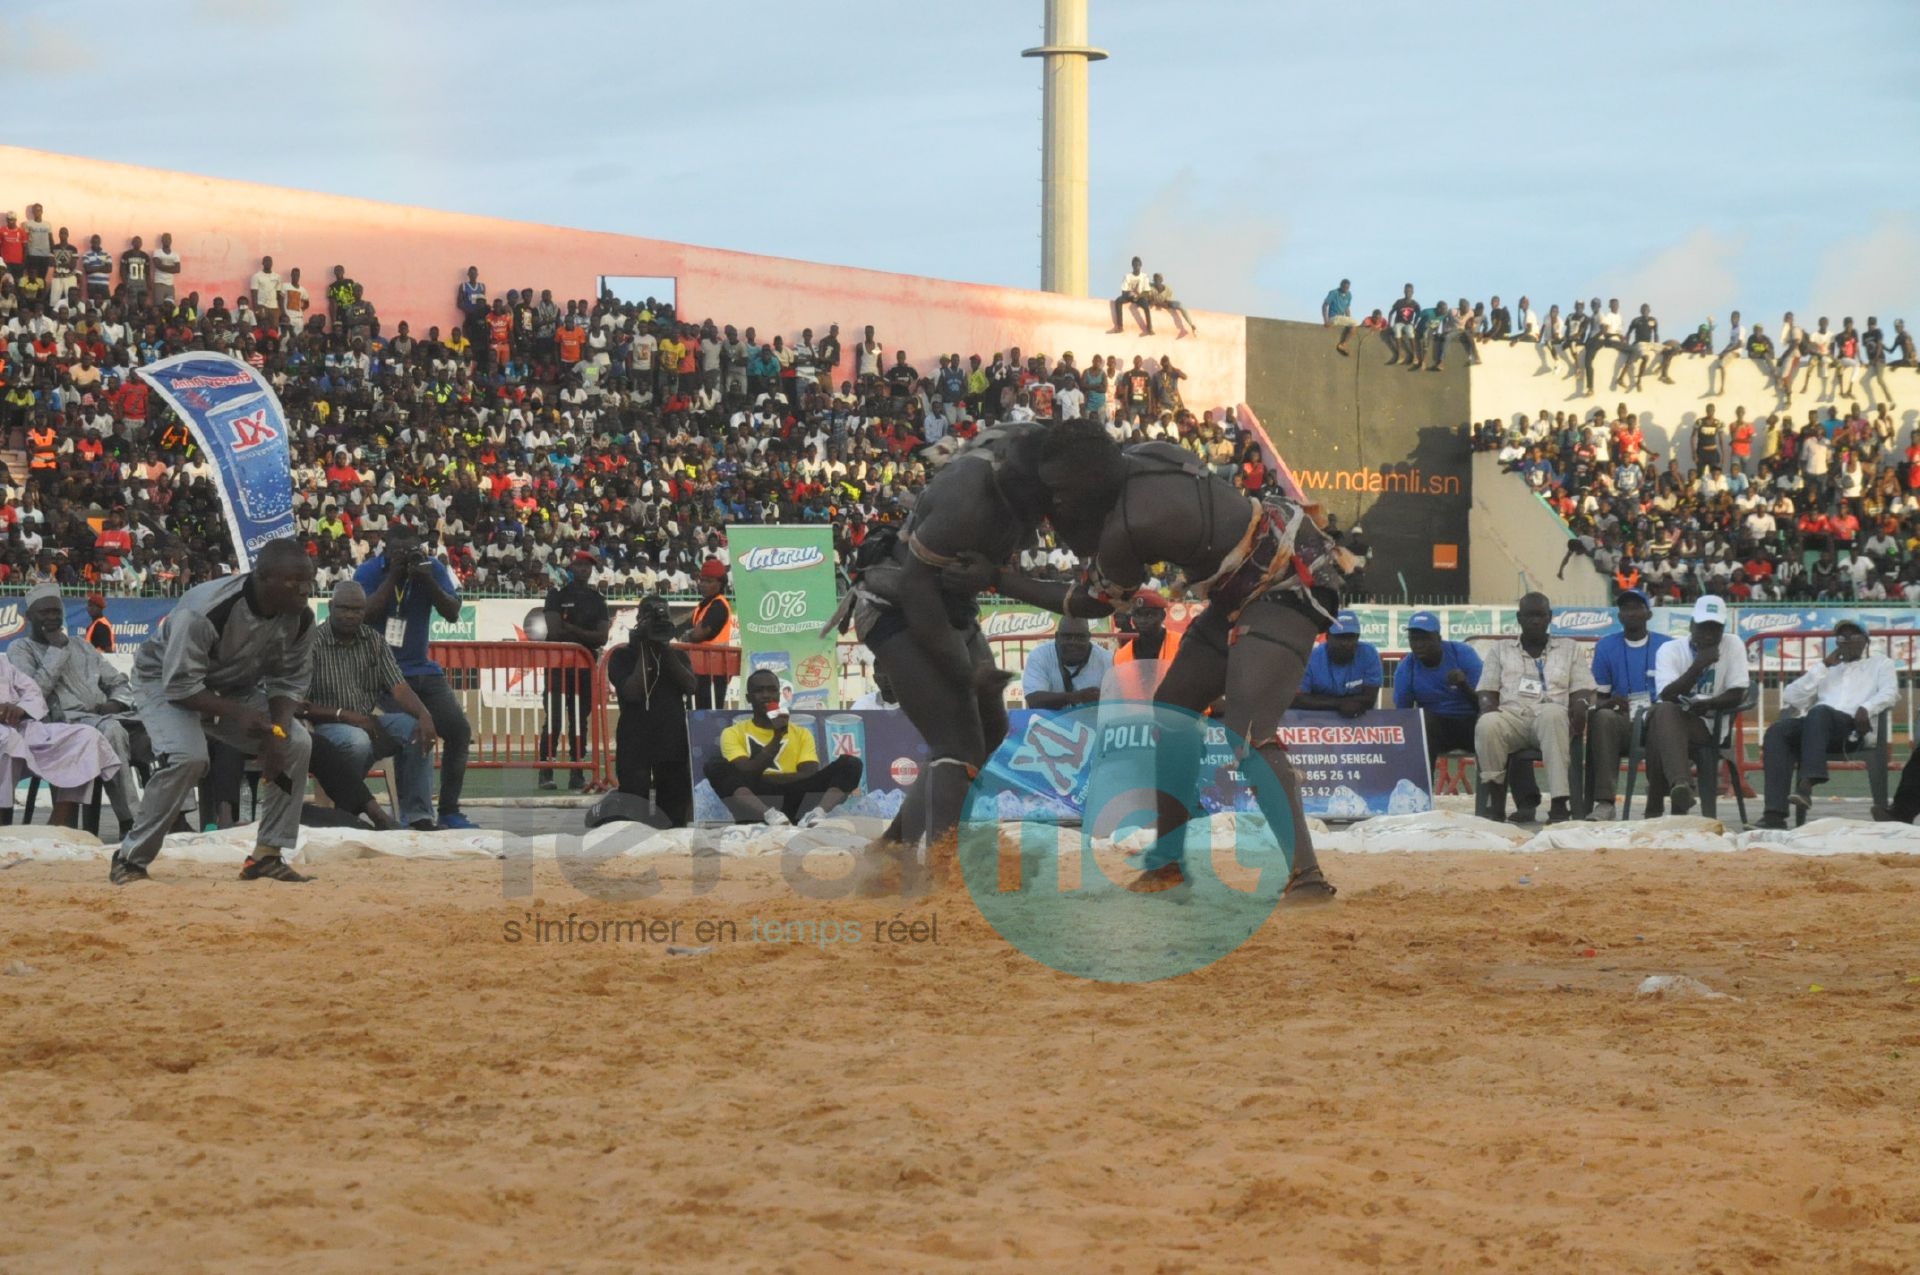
302,580 -> 441,831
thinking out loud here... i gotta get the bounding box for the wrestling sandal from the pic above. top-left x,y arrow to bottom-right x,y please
240,855 -> 313,883
1283,867 -> 1338,903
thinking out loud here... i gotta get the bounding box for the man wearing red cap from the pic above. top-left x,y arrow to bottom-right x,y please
540,551 -> 611,791
1113,591 -> 1180,667
84,593 -> 113,653
685,558 -> 735,710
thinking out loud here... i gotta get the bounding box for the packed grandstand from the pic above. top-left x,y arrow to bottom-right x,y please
0,215 -> 1259,599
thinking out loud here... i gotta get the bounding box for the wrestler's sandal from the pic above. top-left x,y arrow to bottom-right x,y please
1282,867 -> 1338,903
240,855 -> 313,883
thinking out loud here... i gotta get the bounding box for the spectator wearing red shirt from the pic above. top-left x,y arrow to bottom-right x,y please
95,513 -> 133,566
0,212 -> 26,274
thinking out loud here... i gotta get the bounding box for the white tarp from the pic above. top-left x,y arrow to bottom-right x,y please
7,810 -> 1920,867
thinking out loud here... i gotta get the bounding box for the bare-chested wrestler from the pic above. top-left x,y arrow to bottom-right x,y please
947,419 -> 1349,901
828,421 -> 1054,853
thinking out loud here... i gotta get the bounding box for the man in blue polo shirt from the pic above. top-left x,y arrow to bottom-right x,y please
1582,587 -> 1670,820
1296,610 -> 1382,718
355,526 -> 477,829
1395,610 -> 1539,809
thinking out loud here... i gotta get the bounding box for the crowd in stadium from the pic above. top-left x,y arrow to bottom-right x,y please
1318,276 -> 1920,606
0,204 -> 1278,600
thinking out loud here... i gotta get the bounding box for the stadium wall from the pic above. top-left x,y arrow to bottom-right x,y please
1468,336 -> 1920,469
1242,319 -> 1472,600
4,146 -> 1248,410
1469,452 -> 1609,606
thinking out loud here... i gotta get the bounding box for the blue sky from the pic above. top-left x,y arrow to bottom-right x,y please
7,0 -> 1918,327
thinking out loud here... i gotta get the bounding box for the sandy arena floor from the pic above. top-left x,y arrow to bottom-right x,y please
4,845 -> 1919,1273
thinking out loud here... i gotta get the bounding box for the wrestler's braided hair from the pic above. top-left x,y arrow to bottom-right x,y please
1039,416 -> 1125,477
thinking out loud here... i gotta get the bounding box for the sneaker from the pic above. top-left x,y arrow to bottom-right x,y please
109,856 -> 149,885
537,776 -> 558,791
762,808 -> 792,828
240,855 -> 312,883
438,813 -> 479,830
1669,784 -> 1696,816
798,808 -> 828,829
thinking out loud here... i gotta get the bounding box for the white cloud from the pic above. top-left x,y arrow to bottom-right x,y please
1107,169 -> 1288,316
1590,228 -> 1746,327
1809,216 -> 1920,322
0,17 -> 96,76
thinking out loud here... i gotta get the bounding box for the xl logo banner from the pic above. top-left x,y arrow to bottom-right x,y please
137,353 -> 296,567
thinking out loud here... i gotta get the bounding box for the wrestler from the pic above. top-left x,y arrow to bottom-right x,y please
828,421 -> 1054,852
948,419 -> 1348,901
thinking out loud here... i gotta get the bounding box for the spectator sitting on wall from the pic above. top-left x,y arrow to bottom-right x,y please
1109,256 -> 1151,336
1385,284 -> 1420,367
1145,273 -> 1197,339
703,669 -> 862,828
1323,278 -> 1357,356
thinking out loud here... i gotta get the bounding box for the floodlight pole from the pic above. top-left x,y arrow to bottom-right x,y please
1022,0 -> 1108,297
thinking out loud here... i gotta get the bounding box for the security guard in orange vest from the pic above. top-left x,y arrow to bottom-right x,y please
1113,591 -> 1181,667
84,592 -> 114,652
27,419 -> 58,476
685,558 -> 739,710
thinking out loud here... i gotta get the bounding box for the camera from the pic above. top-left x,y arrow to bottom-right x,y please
636,597 -> 676,644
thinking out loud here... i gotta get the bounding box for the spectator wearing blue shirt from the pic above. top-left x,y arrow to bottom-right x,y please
1296,611 -> 1382,718
354,526 -> 477,829
1323,278 -> 1358,356
1022,617 -> 1113,712
1396,611 -> 1541,808
1582,588 -> 1670,820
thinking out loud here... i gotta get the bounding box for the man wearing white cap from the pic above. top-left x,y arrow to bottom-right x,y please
1646,594 -> 1750,816
1758,618 -> 1896,828
1475,592 -> 1595,823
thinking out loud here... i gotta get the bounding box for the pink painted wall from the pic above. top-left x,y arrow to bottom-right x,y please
5,146 -> 1247,409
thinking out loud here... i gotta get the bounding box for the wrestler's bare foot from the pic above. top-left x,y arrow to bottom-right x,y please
1126,861 -> 1189,899
1282,866 -> 1338,904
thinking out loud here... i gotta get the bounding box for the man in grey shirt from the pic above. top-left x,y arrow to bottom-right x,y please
111,540 -> 319,884
10,585 -> 141,827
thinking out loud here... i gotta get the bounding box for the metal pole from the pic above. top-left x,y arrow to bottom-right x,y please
1022,0 -> 1107,297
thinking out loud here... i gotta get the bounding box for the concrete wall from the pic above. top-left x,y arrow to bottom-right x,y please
5,146 -> 1248,410
1469,452 -> 1609,606
1468,335 -> 1920,470
1243,319 -> 1472,600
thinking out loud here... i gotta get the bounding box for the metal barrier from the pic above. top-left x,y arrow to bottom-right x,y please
429,641 -> 612,790
1739,630 -> 1919,785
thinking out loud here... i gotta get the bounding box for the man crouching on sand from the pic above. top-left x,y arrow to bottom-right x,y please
110,539 -> 319,885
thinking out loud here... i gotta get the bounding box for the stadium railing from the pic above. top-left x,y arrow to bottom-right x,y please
429,640 -> 612,790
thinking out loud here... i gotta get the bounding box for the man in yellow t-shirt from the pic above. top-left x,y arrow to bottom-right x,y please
703,669 -> 862,827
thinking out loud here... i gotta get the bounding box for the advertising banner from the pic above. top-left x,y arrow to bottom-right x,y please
0,597 -> 176,654
135,353 -> 296,568
726,525 -> 840,709
1275,709 -> 1434,820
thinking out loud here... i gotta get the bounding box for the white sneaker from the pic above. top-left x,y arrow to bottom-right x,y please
762,808 -> 792,828
798,808 -> 828,829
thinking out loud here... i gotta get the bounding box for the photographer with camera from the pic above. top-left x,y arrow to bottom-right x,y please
606,594 -> 697,826
355,525 -> 477,829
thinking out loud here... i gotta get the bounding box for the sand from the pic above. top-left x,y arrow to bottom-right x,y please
3,845 -> 1919,1273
